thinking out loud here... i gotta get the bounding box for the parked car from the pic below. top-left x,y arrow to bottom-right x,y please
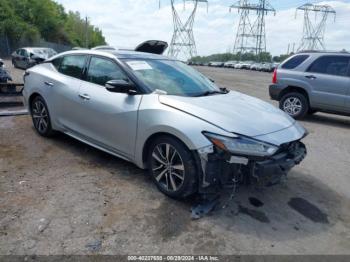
224,61 -> 237,68
260,63 -> 274,72
23,40 -> 307,199
234,62 -> 244,69
209,61 -> 224,67
250,63 -> 261,70
270,51 -> 350,119
254,63 -> 264,71
0,58 -> 12,83
235,61 -> 253,69
12,47 -> 57,69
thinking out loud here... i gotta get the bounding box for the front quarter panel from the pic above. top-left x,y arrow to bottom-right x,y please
134,94 -> 233,168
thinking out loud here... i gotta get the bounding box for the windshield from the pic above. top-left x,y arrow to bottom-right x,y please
123,59 -> 220,96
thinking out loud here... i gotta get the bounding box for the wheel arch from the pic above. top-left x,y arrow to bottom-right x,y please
28,92 -> 42,113
279,86 -> 310,104
141,132 -> 194,169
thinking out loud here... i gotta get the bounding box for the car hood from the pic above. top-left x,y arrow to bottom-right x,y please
159,91 -> 295,137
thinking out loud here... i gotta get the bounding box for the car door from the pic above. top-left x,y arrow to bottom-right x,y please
305,55 -> 350,111
77,55 -> 142,158
50,54 -> 88,132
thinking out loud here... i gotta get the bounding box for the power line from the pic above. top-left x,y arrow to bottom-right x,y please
229,0 -> 275,61
160,0 -> 208,60
296,3 -> 336,51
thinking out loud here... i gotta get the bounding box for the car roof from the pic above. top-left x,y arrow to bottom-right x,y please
48,49 -> 172,61
296,50 -> 350,56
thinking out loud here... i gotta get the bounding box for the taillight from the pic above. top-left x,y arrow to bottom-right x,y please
272,68 -> 277,84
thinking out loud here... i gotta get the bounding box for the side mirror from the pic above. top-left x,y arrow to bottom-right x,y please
105,80 -> 137,95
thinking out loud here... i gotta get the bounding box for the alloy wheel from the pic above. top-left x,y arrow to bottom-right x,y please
151,143 -> 185,192
283,97 -> 302,116
32,100 -> 49,134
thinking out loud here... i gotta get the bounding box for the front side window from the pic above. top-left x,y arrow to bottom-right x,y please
86,57 -> 128,86
307,56 -> 350,77
58,55 -> 87,79
282,55 -> 309,69
123,59 -> 219,96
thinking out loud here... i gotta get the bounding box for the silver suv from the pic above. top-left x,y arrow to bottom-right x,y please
269,51 -> 350,119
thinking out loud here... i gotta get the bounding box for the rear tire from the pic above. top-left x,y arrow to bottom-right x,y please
30,96 -> 55,137
147,136 -> 198,199
279,92 -> 309,119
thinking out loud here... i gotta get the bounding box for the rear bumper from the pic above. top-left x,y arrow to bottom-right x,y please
269,84 -> 285,101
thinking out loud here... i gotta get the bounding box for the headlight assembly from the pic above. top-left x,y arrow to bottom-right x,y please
203,132 -> 278,157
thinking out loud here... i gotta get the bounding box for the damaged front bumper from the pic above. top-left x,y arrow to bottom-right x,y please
196,140 -> 307,193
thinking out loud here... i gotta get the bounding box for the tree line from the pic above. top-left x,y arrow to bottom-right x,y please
190,52 -> 292,63
0,0 -> 106,48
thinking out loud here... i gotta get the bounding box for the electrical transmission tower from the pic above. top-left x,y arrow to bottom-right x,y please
296,3 -> 336,51
229,0 -> 275,61
160,0 -> 208,60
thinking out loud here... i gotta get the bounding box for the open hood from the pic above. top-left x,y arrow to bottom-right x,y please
135,40 -> 168,55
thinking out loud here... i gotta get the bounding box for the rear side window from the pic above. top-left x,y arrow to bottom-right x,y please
86,56 -> 128,86
58,55 -> 87,79
282,55 -> 309,69
307,56 -> 350,77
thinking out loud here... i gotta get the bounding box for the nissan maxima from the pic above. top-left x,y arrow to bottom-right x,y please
23,43 -> 307,199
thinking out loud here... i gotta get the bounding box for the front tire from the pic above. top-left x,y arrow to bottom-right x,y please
279,92 -> 309,119
147,136 -> 198,199
30,96 -> 55,137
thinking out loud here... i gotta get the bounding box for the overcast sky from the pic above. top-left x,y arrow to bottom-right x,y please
55,0 -> 350,56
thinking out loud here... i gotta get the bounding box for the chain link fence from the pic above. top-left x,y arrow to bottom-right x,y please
0,34 -> 72,58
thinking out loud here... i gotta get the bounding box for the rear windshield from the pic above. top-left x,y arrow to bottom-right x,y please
282,55 -> 309,69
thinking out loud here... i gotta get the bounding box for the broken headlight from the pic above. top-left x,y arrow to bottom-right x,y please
203,132 -> 278,157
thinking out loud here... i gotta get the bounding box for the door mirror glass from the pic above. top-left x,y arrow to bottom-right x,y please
105,80 -> 137,95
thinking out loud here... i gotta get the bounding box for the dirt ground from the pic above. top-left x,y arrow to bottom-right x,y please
1,62 -> 350,255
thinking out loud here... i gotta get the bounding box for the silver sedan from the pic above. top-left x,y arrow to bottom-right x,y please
23,49 -> 307,199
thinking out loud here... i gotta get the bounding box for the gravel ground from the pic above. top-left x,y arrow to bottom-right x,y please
1,63 -> 350,255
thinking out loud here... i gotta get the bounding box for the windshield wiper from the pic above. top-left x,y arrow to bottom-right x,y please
195,88 -> 229,97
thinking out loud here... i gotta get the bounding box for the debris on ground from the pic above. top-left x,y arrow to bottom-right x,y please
85,240 -> 102,252
191,195 -> 220,220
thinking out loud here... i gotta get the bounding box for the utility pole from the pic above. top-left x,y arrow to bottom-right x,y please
230,0 -> 275,61
296,3 -> 336,51
160,0 -> 208,60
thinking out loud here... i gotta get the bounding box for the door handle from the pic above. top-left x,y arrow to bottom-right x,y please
305,75 -> 317,80
79,94 -> 90,100
44,81 -> 54,87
